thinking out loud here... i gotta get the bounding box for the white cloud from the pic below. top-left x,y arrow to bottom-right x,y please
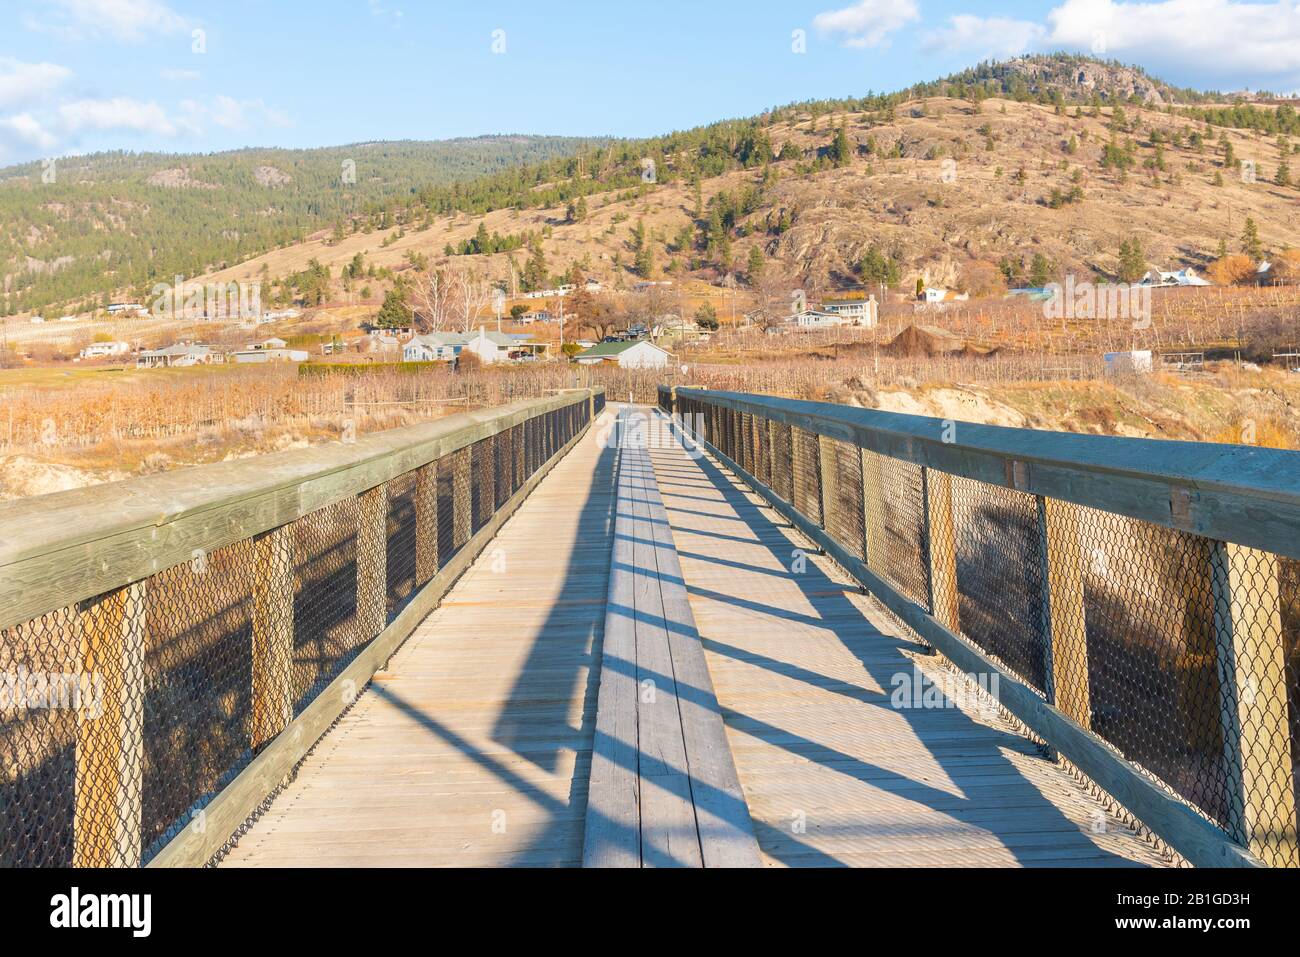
0,58 -> 73,109
184,95 -> 291,132
923,1 -> 1300,86
58,97 -> 178,136
32,0 -> 189,41
814,0 -> 921,48
0,112 -> 60,152
160,67 -> 201,81
922,15 -> 1048,59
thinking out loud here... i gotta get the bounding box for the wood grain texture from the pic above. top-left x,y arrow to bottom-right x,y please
651,411 -> 1171,869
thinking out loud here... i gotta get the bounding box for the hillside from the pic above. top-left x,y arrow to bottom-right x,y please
7,54 -> 1299,323
202,81 -> 1299,316
0,136 -> 607,316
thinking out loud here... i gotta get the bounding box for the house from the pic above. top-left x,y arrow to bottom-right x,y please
230,347 -> 310,364
404,332 -> 464,363
517,310 -> 551,325
78,341 -> 131,360
106,303 -> 145,316
653,315 -> 703,344
261,309 -> 301,322
1140,269 -> 1211,287
821,296 -> 879,327
575,340 -> 672,370
136,343 -> 224,368
30,316 -> 45,324
791,309 -> 850,329
461,327 -> 515,364
920,287 -> 970,304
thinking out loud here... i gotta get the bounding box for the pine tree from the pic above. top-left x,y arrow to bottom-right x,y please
747,245 -> 765,280
1241,217 -> 1263,260
1118,237 -> 1146,283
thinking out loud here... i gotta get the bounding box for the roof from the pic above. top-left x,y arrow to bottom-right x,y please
409,331 -> 516,349
578,340 -> 667,358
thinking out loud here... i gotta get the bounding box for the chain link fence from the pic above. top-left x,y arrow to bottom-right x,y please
667,385 -> 1299,868
0,391 -> 597,867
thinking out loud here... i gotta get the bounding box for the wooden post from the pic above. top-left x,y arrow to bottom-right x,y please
924,468 -> 960,633
414,462 -> 439,586
860,447 -> 886,569
357,485 -> 388,640
818,434 -> 840,533
1212,541 -> 1298,867
1037,497 -> 1091,729
251,525 -> 294,750
74,580 -> 145,868
453,447 -> 472,550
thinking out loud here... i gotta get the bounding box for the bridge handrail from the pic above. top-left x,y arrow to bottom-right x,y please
0,387 -> 603,867
662,384 -> 1298,870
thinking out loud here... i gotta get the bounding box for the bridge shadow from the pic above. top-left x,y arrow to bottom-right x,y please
649,418 -> 1144,868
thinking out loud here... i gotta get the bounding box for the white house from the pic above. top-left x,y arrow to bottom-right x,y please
575,339 -> 672,369
461,327 -> 515,364
78,341 -> 131,360
404,333 -> 463,363
516,310 -> 551,325
1140,269 -> 1212,287
1104,350 -> 1154,375
136,343 -> 224,368
792,309 -> 850,329
106,302 -> 145,316
821,296 -> 879,327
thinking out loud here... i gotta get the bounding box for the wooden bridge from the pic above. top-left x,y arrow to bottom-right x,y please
1,388 -> 1296,869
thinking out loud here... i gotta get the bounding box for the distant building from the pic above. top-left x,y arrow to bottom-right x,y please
78,341 -> 131,360
575,340 -> 672,369
1140,269 -> 1211,287
821,296 -> 879,327
402,329 -> 518,364
136,343 -> 224,368
230,347 -> 309,364
106,303 -> 145,315
517,310 -> 551,325
791,309 -> 849,329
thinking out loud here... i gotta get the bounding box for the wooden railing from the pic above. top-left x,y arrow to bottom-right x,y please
0,388 -> 602,868
660,385 -> 1299,869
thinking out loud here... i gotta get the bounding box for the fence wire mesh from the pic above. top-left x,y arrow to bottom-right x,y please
0,394 -> 592,867
677,391 -> 1299,867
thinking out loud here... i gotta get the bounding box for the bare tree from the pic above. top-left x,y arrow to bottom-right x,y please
452,269 -> 494,333
410,268 -> 455,332
749,262 -> 802,331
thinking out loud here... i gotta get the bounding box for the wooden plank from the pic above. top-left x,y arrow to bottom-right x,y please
414,463 -> 438,586
924,468 -> 960,632
250,525 -> 294,750
1039,497 -> 1091,729
583,425 -> 642,868
694,430 -> 1261,869
357,485 -> 388,640
151,411 -> 598,868
1212,542 -> 1299,868
74,580 -> 145,868
642,424 -> 762,868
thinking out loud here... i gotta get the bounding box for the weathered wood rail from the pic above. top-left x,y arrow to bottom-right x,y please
661,385 -> 1299,869
0,388 -> 602,868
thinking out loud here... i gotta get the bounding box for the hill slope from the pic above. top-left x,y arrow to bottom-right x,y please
0,136 -> 607,316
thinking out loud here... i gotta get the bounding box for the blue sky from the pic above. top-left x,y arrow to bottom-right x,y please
2,0 -> 1299,165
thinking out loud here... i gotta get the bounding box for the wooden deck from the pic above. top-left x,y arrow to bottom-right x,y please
646,412 -> 1171,868
222,410 -> 618,867
221,404 -> 1173,869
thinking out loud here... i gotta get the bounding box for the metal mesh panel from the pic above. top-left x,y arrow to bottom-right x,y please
472,436 -> 495,533
950,476 -> 1049,692
1,607 -> 80,866
823,438 -> 865,560
863,449 -> 929,609
291,497 -> 368,710
386,470 -> 419,616
791,426 -> 822,527
771,421 -> 794,504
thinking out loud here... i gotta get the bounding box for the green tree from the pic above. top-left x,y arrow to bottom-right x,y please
694,303 -> 720,331
1241,217 -> 1263,260
1117,237 -> 1147,283
374,286 -> 412,329
747,245 -> 765,280
1029,252 -> 1054,288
